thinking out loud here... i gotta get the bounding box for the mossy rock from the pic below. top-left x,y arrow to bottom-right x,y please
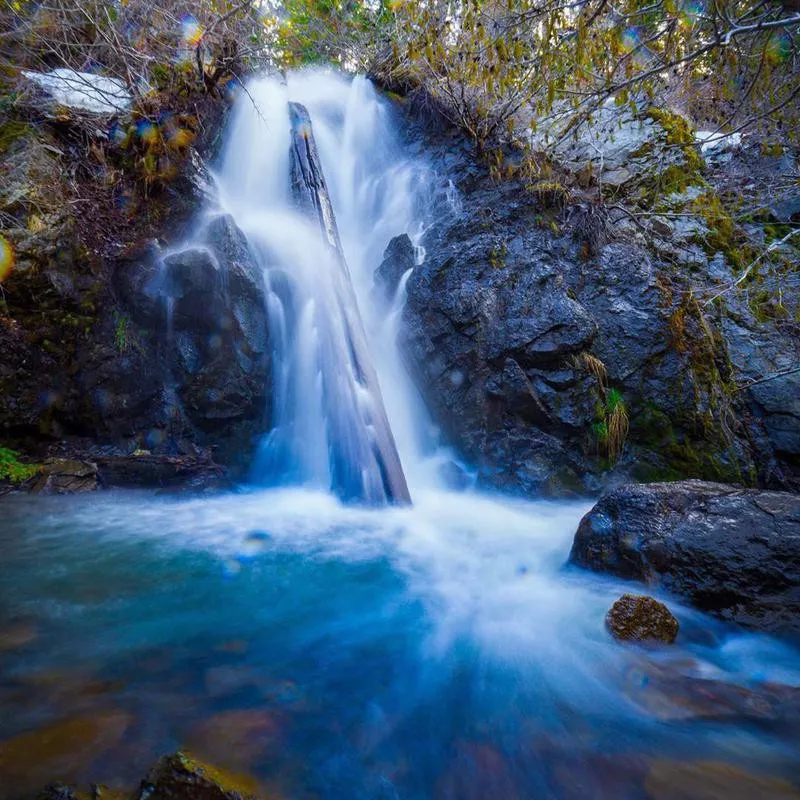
605,593 -> 679,644
140,751 -> 264,800
0,120 -> 33,155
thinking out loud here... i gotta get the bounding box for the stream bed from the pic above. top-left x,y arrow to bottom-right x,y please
1,488 -> 799,798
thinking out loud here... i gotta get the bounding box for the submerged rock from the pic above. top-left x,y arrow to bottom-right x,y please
644,760 -> 800,800
0,712 -> 130,797
137,751 -> 263,800
623,659 -> 800,724
606,594 -> 678,644
570,481 -> 800,634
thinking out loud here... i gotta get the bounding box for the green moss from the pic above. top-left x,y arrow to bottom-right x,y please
114,313 -> 129,352
750,289 -> 788,322
0,120 -> 32,155
0,447 -> 40,484
760,142 -> 784,157
763,222 -> 794,242
689,191 -> 756,270
172,751 -> 261,797
646,108 -> 704,173
634,108 -> 706,205
488,242 -> 508,268
630,407 -> 745,484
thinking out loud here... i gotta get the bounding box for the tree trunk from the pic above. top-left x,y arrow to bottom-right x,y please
287,101 -> 411,505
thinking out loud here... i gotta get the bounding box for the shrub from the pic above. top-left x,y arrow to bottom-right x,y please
0,447 -> 40,484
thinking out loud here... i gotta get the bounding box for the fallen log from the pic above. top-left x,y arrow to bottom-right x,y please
287,101 -> 411,504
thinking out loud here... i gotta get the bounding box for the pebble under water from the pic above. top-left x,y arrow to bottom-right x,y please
1,487 -> 799,799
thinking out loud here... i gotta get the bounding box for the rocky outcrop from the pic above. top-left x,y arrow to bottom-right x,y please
1,199 -> 269,478
0,84 -> 264,485
395,118 -> 799,495
34,752 -> 265,800
137,751 -> 262,800
605,594 -> 679,644
569,480 -> 800,635
29,459 -> 98,494
375,233 -> 415,300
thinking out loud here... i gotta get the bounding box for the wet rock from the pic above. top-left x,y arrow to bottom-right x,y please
400,119 -> 799,495
137,751 -> 263,800
375,234 -> 415,300
95,454 -> 227,491
570,481 -> 800,634
30,459 -> 98,495
606,594 -> 678,644
644,760 -> 800,800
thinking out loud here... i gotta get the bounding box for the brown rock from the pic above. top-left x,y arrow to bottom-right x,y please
30,459 -> 98,495
605,594 -> 679,644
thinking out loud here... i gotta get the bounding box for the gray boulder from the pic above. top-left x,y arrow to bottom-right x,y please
569,480 -> 800,635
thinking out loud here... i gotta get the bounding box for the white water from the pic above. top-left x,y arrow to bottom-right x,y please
213,70 -> 439,499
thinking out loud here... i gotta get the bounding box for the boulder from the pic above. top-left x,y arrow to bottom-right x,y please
30,459 -> 98,494
136,751 -> 262,800
375,234 -> 415,300
605,594 -> 679,644
569,480 -> 800,634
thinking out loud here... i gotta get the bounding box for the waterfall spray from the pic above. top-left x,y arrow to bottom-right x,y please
213,70 -> 435,503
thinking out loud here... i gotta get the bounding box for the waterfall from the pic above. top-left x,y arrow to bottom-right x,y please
212,70 -> 434,504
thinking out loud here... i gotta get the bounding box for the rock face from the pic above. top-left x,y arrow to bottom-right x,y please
396,118 -> 800,495
1,205 -> 269,478
569,480 -> 800,634
605,594 -> 679,644
0,92 -> 266,484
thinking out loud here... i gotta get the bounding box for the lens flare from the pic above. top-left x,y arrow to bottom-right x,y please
767,31 -> 792,64
109,121 -> 130,147
167,127 -> 194,149
181,14 -> 204,47
136,121 -> 159,146
621,27 -> 640,52
680,0 -> 704,25
0,235 -> 15,282
223,76 -> 242,103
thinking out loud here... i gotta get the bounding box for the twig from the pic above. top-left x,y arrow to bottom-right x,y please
704,228 -> 800,305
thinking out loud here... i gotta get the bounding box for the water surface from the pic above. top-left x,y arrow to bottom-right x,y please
1,488 -> 798,798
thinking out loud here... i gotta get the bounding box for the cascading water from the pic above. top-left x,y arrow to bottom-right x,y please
212,71 -> 436,503
2,68 -> 799,800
